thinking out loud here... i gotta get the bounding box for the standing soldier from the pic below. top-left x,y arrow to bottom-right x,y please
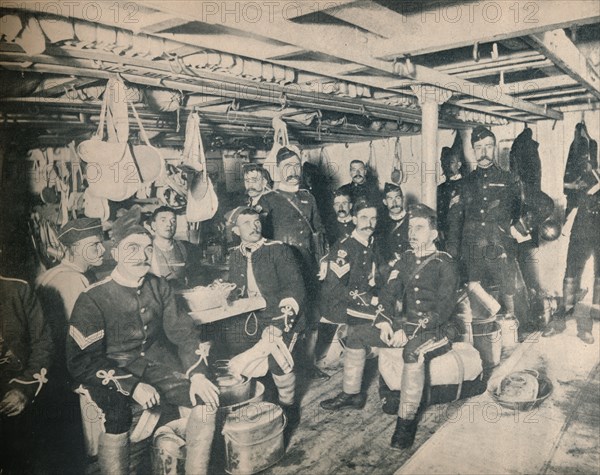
447,126 -> 523,322
543,161 -> 599,344
319,199 -> 380,410
337,159 -> 382,204
377,182 -> 410,280
437,147 -> 464,249
242,163 -> 272,210
326,189 -> 355,246
258,147 -> 329,380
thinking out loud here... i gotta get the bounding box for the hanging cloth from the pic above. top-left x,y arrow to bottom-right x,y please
263,117 -> 291,186
391,137 -> 403,184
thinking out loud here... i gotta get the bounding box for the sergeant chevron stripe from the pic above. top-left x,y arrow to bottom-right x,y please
69,326 -> 104,350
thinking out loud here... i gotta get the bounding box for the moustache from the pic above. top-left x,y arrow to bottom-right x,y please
360,226 -> 374,232
286,175 -> 301,181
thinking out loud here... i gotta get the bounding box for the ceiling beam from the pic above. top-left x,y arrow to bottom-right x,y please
373,0 -> 600,58
143,1 -> 562,120
526,29 -> 600,100
325,0 -> 404,38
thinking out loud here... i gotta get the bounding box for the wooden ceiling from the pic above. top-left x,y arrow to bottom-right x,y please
0,0 -> 599,148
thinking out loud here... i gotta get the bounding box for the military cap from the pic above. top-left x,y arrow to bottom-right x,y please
58,218 -> 103,246
276,147 -> 300,165
408,203 -> 437,222
383,182 -> 403,196
225,206 -> 257,228
353,198 -> 378,216
471,125 -> 496,145
111,205 -> 151,245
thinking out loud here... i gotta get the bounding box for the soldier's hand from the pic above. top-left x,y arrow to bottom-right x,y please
375,322 -> 394,346
132,383 -> 160,410
189,373 -> 220,408
390,329 -> 408,348
0,389 -> 28,417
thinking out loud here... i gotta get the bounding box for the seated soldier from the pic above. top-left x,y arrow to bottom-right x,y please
0,275 -> 53,474
217,206 -> 306,427
67,218 -> 218,475
321,204 -> 459,450
149,206 -> 190,290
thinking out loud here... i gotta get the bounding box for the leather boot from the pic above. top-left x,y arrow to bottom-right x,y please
542,278 -> 576,337
184,405 -> 217,475
390,417 -> 419,450
321,348 -> 366,410
591,277 -> 600,321
281,402 -> 301,448
97,432 -> 129,475
399,362 -> 425,421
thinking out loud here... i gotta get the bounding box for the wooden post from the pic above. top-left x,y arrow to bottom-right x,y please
411,86 -> 452,209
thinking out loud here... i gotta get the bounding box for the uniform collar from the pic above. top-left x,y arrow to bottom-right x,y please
111,268 -> 145,288
278,182 -> 300,193
351,229 -> 372,247
59,259 -> 88,274
240,238 -> 266,257
449,174 -> 462,181
337,215 -> 353,224
388,210 -> 406,222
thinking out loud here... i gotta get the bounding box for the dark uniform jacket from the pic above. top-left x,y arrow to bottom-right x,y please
376,212 -> 410,266
67,271 -> 205,397
437,176 -> 463,242
326,217 -> 355,246
227,239 -> 306,334
318,231 -> 380,325
447,164 -> 522,257
376,250 -> 459,340
564,123 -> 598,216
338,181 -> 381,205
0,276 -> 53,401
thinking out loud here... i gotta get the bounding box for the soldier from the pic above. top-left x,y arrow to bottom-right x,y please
437,147 -> 464,248
543,161 -> 599,344
0,275 -> 53,473
447,126 -> 523,322
219,206 -> 306,427
258,147 -> 329,380
337,159 -> 382,204
376,182 -> 410,276
67,219 -> 217,475
149,206 -> 189,290
326,188 -> 355,246
243,163 -> 272,210
319,199 -> 380,410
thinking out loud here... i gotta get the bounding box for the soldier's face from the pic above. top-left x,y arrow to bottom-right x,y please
74,235 -> 105,267
233,213 -> 262,243
279,156 -> 302,185
350,163 -> 367,184
473,137 -> 496,169
112,234 -> 153,280
408,217 -> 437,251
333,196 -> 352,218
353,207 -> 377,239
384,191 -> 404,214
152,211 -> 176,240
244,171 -> 267,197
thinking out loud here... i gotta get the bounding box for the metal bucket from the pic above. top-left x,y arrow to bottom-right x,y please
222,402 -> 286,475
215,361 -> 253,408
498,315 -> 519,352
472,318 -> 502,369
152,420 -> 187,475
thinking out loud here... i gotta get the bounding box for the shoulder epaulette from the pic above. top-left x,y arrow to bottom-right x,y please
0,275 -> 28,285
263,240 -> 284,246
84,276 -> 112,292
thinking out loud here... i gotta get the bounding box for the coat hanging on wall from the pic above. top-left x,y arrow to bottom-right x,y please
564,122 -> 598,218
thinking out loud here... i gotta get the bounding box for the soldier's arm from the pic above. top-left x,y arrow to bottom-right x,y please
67,293 -> 139,396
159,278 -> 209,378
374,259 -> 404,330
432,258 -> 460,325
271,244 -> 306,333
445,188 -> 465,258
8,283 -> 54,401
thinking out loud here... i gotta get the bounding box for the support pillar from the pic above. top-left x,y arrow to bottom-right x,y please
411,86 -> 452,209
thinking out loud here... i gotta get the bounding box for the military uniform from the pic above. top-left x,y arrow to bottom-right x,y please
376,212 -> 410,268
0,276 -> 53,473
212,238 -> 306,375
318,230 -> 379,326
326,217 -> 355,246
338,181 -> 381,205
67,270 -> 207,433
437,175 -> 463,246
447,164 -> 522,298
151,239 -> 189,290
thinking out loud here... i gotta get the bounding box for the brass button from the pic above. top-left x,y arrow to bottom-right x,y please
140,308 -> 146,313
140,352 -> 145,356
416,300 -> 421,304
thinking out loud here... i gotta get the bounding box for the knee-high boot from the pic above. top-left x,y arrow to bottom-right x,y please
273,371 -> 300,442
305,328 -> 330,380
591,277 -> 600,321
184,405 -> 217,475
543,278 -> 576,336
320,348 -> 366,410
98,432 -> 129,475
392,362 -> 425,449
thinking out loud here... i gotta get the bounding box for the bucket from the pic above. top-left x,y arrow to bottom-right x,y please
454,289 -> 474,344
472,318 -> 502,369
152,420 -> 187,475
214,361 -> 253,407
222,402 -> 286,475
497,315 -> 519,352
468,282 -> 501,320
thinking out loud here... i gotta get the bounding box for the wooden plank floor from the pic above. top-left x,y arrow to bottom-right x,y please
397,313 -> 600,475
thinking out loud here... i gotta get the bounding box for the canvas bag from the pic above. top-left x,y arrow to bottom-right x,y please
182,112 -> 218,223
